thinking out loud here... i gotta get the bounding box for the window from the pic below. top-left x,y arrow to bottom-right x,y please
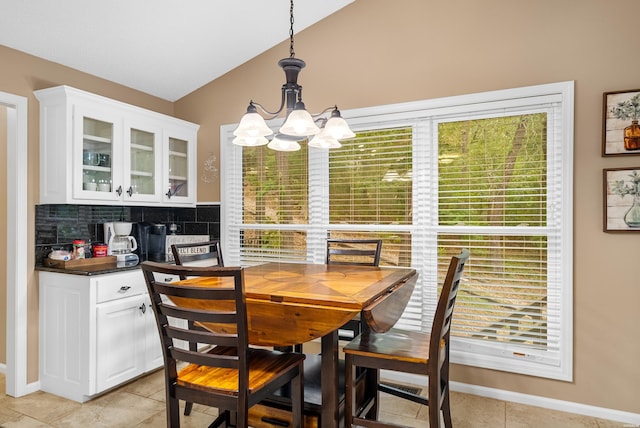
221,81 -> 573,380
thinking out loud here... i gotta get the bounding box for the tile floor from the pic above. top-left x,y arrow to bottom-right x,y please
0,371 -> 629,427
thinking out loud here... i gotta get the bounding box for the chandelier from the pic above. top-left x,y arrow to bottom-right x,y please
232,0 -> 354,151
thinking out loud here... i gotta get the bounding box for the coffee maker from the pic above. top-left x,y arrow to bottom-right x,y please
103,222 -> 139,266
132,222 -> 167,262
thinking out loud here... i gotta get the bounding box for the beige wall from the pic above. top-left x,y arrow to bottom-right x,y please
175,0 -> 640,415
0,44 -> 174,377
1,0 -> 639,416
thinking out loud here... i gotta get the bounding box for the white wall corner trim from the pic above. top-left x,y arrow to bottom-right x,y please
2,91 -> 29,397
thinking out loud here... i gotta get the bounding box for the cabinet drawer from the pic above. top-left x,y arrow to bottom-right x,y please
96,270 -> 146,303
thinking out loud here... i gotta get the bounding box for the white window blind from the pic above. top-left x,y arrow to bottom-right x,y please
435,113 -> 555,356
220,81 -> 573,381
239,145 -> 309,263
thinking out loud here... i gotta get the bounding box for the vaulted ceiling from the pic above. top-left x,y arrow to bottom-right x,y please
0,0 -> 353,101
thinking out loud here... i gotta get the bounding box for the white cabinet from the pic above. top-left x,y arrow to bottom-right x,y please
95,293 -> 163,392
35,85 -> 198,206
39,269 -> 163,403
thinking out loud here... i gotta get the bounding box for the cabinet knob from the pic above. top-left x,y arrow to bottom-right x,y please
127,186 -> 134,197
165,188 -> 173,199
139,303 -> 146,314
116,185 -> 123,196
119,286 -> 131,293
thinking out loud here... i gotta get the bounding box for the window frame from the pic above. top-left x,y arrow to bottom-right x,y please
220,81 -> 574,381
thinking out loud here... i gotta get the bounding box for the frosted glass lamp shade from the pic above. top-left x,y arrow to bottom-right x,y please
232,135 -> 269,146
323,116 -> 355,140
268,135 -> 301,151
279,109 -> 320,137
233,112 -> 273,138
308,133 -> 342,149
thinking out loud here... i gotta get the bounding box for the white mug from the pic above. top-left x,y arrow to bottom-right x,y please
98,182 -> 111,192
84,182 -> 97,191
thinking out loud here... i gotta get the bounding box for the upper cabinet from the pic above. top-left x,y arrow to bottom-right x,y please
35,86 -> 199,206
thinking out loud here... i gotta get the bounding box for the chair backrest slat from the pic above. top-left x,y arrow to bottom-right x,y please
170,348 -> 240,369
164,324 -> 237,346
154,281 -> 236,300
158,303 -> 238,325
326,239 -> 383,266
171,240 -> 224,279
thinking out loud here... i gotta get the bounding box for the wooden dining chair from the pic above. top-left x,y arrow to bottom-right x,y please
141,261 -> 305,428
343,249 -> 470,428
171,239 -> 225,416
326,239 -> 383,342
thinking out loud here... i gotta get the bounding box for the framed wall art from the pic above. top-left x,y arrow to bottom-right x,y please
603,167 -> 640,232
602,89 -> 640,156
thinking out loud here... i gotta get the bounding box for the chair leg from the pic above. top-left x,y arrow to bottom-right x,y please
441,354 -> 452,428
168,395 -> 181,427
428,377 -> 441,428
236,412 -> 247,428
442,391 -> 453,428
291,368 -> 304,428
344,353 -> 355,427
365,367 -> 380,420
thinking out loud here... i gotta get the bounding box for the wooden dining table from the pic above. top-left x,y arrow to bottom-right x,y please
172,262 -> 418,428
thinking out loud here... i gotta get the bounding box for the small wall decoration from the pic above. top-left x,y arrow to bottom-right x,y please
602,89 -> 640,156
200,151 -> 218,183
603,167 -> 640,232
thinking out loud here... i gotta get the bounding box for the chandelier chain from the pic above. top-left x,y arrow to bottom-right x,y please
289,0 -> 295,58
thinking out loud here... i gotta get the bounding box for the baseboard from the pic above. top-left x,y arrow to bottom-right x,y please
380,371 -> 640,426
0,363 -> 40,397
22,381 -> 41,396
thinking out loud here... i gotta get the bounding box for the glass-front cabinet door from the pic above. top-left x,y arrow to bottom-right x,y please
74,106 -> 123,202
167,137 -> 188,197
163,125 -> 196,204
124,121 -> 162,203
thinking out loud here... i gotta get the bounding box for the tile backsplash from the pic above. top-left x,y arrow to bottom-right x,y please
35,204 -> 220,265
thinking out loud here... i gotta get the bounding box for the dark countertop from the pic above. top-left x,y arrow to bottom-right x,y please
35,263 -> 142,276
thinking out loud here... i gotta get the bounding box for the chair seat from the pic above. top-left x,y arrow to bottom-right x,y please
178,347 -> 305,395
345,328 -> 440,365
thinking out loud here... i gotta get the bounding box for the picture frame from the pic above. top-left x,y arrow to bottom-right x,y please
603,167 -> 640,232
602,89 -> 640,156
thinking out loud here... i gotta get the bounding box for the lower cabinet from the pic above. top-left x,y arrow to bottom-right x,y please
95,293 -> 163,392
39,269 -> 163,403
